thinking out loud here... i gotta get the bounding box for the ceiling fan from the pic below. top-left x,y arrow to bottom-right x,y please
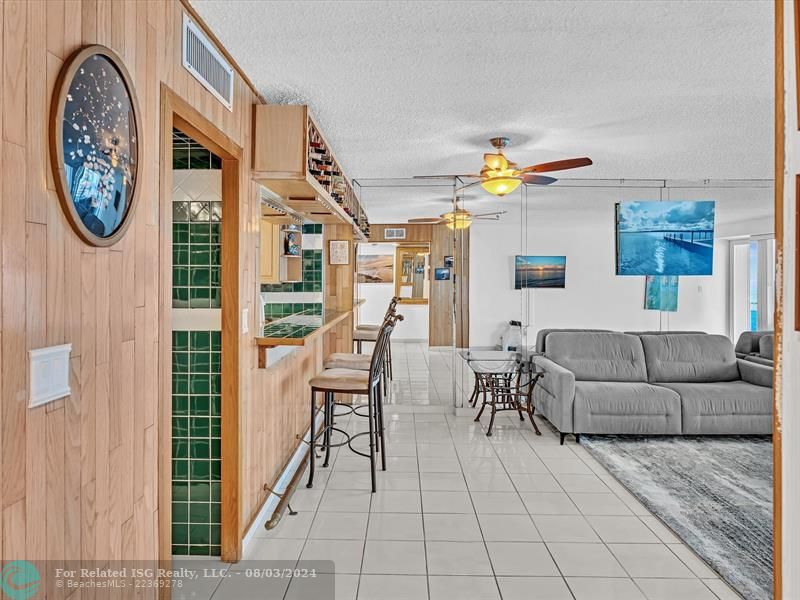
415,137 -> 593,196
408,204 -> 506,230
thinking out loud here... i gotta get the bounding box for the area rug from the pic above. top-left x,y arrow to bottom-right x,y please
580,435 -> 772,600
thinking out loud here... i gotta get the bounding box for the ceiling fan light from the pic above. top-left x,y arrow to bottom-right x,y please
442,210 -> 473,230
481,176 -> 522,197
483,153 -> 508,171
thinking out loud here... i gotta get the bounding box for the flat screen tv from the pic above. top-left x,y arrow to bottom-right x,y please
616,200 -> 715,276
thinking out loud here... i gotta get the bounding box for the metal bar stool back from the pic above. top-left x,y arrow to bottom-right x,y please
307,314 -> 400,493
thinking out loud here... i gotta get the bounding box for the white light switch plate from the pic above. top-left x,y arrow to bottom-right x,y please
29,344 -> 72,408
242,308 -> 249,334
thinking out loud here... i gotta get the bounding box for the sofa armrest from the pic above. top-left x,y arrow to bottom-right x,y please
738,358 -> 773,388
533,356 -> 577,431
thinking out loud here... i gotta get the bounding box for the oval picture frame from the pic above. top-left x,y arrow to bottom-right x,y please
49,44 -> 142,247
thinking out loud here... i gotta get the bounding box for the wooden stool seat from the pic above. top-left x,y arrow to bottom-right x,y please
356,324 -> 381,331
309,368 -> 369,391
324,353 -> 372,370
353,329 -> 379,342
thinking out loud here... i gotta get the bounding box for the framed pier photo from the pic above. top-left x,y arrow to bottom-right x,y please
615,200 -> 715,276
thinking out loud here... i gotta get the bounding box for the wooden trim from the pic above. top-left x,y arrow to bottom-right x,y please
158,84 -> 243,566
394,245 -> 430,304
220,158 -> 241,562
178,0 -> 267,104
774,2 -> 784,598
49,44 -> 143,247
158,85 -> 174,580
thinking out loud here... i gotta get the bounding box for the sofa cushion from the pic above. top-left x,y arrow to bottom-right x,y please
640,334 -> 739,383
759,334 -> 774,360
734,330 -> 772,357
573,381 -> 681,434
657,381 -> 772,435
535,328 -> 613,354
625,330 -> 706,336
546,332 -> 648,382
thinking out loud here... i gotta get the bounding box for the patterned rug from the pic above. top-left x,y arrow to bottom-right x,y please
581,436 -> 773,600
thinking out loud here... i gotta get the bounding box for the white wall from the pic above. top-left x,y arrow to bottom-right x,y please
468,185 -> 773,348
781,3 -> 799,595
357,243 -> 429,341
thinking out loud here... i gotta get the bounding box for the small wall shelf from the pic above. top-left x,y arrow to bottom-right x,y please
252,105 -> 369,241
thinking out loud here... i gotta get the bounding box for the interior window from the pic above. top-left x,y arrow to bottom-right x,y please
731,237 -> 775,339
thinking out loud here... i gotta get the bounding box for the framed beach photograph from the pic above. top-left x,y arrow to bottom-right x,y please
515,256 -> 566,289
357,253 -> 394,283
434,267 -> 451,281
616,201 -> 715,276
645,276 -> 679,312
328,240 -> 349,265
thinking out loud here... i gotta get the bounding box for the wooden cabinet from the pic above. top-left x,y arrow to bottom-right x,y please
252,104 -> 369,240
259,218 -> 280,284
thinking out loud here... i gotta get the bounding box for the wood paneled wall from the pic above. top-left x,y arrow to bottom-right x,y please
0,0 -> 266,570
241,338 -> 324,534
368,223 -> 469,347
430,224 -> 469,347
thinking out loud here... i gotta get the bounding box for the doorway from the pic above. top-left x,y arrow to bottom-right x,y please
159,87 -> 242,564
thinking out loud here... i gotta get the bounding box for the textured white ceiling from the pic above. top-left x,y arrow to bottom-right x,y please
193,0 -> 773,222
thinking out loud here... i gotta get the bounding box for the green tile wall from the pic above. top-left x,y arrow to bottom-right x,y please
263,303 -> 323,319
171,330 -> 222,556
261,249 -> 323,294
172,130 -> 223,557
172,223 -> 222,309
173,128 -> 222,169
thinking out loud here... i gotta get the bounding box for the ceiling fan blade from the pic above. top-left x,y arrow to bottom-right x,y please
522,157 -> 593,173
483,153 -> 508,171
413,174 -> 479,179
521,174 -> 557,185
472,211 -> 507,218
408,217 -> 446,224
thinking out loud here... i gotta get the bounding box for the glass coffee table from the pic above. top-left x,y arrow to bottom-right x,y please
459,350 -> 544,436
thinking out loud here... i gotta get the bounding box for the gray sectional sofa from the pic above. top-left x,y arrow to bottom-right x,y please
532,331 -> 773,443
735,330 -> 774,366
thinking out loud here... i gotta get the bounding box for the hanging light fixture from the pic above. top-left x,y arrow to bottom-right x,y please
481,175 -> 522,197
442,208 -> 473,230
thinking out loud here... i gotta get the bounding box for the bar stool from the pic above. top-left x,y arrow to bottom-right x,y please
307,315 -> 398,493
326,313 -> 403,441
355,297 -> 399,333
354,297 -> 399,379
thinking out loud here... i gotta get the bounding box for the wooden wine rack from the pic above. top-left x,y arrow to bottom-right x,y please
252,104 -> 369,240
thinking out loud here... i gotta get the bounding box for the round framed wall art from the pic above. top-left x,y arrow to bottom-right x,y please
49,45 -> 142,246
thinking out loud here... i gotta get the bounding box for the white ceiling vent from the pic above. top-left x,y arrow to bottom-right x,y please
182,14 -> 234,110
384,228 -> 406,240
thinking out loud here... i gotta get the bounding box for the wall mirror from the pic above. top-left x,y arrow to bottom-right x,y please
395,245 -> 429,304
50,45 -> 141,246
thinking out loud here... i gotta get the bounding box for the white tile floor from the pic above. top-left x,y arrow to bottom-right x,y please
178,342 -> 743,600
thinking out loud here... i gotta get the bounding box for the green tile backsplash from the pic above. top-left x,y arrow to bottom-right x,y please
171,330 -> 222,557
261,249 -> 323,294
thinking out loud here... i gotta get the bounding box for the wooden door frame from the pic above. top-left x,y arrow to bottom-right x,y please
773,2 -> 784,598
159,84 -> 242,565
